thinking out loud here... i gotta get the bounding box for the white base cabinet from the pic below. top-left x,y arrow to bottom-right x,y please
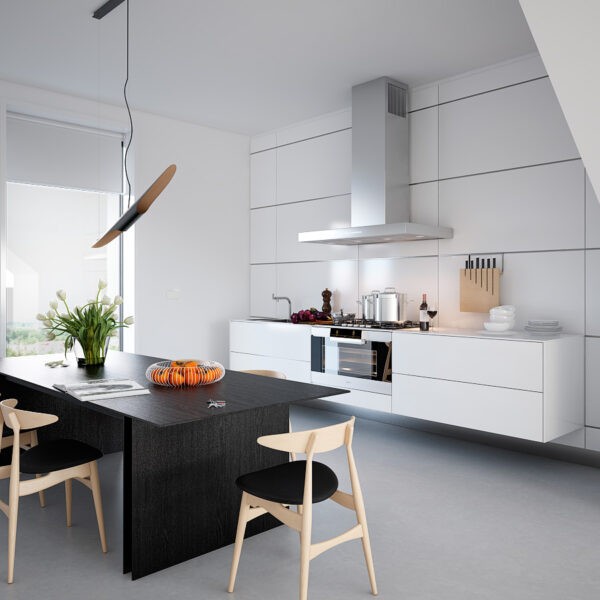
229,320 -> 311,383
392,331 -> 584,442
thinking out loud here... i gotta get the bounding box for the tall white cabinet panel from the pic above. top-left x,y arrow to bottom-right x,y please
276,195 -> 356,262
438,54 -> 546,103
438,160 -> 584,254
250,149 -> 276,208
438,78 -> 579,179
586,174 -> 600,248
587,338 -> 600,427
276,129 -> 351,204
586,250 -> 600,335
250,207 -> 277,264
409,106 -> 438,184
276,109 -> 351,146
250,264 -> 277,317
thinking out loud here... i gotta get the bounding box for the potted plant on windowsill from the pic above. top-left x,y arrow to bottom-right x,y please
36,279 -> 134,367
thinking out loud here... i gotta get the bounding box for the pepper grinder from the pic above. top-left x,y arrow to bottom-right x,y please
322,288 -> 332,315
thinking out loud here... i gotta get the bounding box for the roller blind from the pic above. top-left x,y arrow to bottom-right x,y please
6,114 -> 123,194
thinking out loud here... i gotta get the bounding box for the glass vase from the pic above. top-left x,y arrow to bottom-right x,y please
73,337 -> 110,368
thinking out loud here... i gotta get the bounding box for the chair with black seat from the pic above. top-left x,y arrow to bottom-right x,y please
228,416 -> 377,600
0,399 -> 107,584
1,415 -> 46,509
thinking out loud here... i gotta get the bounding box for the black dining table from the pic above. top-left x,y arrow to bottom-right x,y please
0,351 -> 348,579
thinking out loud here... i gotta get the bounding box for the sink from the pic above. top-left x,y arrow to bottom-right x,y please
247,317 -> 291,323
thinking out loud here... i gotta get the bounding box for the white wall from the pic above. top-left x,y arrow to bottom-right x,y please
133,111 -> 249,363
519,0 -> 600,202
0,78 -> 249,366
249,53 -> 600,451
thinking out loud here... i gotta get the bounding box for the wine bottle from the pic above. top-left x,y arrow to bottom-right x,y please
419,293 -> 429,331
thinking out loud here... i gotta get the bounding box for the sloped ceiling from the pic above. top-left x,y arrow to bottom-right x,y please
0,0 -> 536,134
519,0 -> 600,200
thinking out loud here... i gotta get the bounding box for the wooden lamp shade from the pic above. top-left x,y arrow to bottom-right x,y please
92,164 -> 176,248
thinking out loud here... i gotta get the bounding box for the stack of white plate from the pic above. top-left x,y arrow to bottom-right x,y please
524,319 -> 562,333
483,305 -> 516,332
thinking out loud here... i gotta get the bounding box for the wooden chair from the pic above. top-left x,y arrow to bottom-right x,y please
239,369 -> 286,379
228,416 -> 377,600
1,415 -> 46,509
0,399 -> 107,584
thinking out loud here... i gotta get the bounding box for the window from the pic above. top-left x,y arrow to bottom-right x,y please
3,113 -> 125,357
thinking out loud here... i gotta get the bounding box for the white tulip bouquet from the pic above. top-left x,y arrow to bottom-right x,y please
36,279 -> 134,366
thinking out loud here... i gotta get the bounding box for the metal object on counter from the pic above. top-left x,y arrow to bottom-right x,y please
272,293 -> 292,320
358,292 -> 375,321
373,287 -> 407,323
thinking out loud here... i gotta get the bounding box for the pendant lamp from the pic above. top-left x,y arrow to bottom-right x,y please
92,0 -> 176,248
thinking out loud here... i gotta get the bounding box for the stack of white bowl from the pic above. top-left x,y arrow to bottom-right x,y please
483,305 -> 516,332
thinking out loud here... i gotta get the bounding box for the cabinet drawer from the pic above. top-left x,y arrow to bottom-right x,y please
393,333 -> 543,391
229,352 -> 310,383
392,374 -> 543,441
230,321 -> 310,362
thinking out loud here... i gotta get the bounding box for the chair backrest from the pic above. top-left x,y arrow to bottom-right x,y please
240,369 -> 287,379
0,399 -> 58,432
258,417 -> 354,456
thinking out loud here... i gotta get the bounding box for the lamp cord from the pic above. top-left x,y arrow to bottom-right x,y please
123,0 -> 133,209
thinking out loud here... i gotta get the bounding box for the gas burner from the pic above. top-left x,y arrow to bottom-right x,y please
330,319 -> 419,330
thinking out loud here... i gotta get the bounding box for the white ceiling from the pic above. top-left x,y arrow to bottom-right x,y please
0,0 -> 537,135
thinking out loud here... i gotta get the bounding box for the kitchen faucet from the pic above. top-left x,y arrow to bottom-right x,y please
272,293 -> 292,320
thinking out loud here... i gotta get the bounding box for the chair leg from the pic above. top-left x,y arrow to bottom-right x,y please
31,432 -> 45,508
299,525 -> 311,600
354,499 -> 378,595
228,492 -> 250,593
89,462 -> 107,553
36,475 -> 46,508
65,479 -> 72,527
7,484 -> 19,584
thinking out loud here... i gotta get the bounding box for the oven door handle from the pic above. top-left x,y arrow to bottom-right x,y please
329,338 -> 367,345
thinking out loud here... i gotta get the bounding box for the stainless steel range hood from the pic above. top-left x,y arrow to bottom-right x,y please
298,77 -> 452,245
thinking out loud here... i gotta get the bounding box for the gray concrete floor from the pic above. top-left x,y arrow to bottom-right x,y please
1,405 -> 600,599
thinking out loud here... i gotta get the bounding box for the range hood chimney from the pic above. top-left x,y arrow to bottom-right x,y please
298,77 -> 452,245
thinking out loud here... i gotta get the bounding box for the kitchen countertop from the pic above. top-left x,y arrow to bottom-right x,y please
232,319 -> 577,342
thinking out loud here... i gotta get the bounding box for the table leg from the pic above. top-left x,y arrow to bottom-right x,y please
123,417 -> 132,574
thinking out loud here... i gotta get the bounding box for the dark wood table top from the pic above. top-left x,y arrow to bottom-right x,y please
0,351 -> 348,428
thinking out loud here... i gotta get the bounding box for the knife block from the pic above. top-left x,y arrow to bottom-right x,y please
460,268 -> 501,312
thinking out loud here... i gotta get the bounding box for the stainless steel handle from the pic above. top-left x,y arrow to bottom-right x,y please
329,338 -> 367,345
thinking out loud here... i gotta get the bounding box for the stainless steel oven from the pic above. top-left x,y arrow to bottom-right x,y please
310,327 -> 392,395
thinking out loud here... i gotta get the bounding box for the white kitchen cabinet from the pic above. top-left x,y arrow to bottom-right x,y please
586,250 -> 600,336
392,330 -> 583,442
586,337 -> 600,427
276,194 -> 356,262
409,106 -> 438,184
229,351 -> 311,383
438,160 -> 584,255
438,54 -> 546,104
250,207 -> 277,264
586,173 -> 600,249
250,149 -> 276,208
438,78 -> 579,179
229,321 -> 311,384
230,320 -> 310,362
276,129 -> 351,204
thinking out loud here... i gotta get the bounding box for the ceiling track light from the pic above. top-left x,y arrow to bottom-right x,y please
92,0 -> 176,248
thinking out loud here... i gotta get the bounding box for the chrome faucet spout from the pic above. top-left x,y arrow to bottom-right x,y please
272,293 -> 292,320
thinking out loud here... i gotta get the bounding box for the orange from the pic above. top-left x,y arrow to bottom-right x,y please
184,360 -> 198,367
184,367 -> 201,386
169,370 -> 184,386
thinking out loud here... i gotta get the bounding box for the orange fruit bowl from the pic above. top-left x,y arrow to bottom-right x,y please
145,359 -> 225,387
